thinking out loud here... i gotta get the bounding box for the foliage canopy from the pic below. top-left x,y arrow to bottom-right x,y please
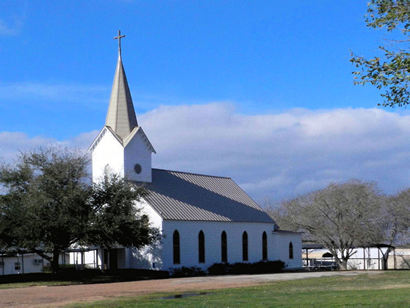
0,148 -> 158,272
351,0 -> 409,107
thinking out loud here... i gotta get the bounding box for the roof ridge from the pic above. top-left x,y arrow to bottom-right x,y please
152,168 -> 231,179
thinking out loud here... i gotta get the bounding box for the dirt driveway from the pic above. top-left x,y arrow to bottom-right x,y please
0,271 -> 379,308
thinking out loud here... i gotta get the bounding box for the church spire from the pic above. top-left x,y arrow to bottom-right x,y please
105,30 -> 138,139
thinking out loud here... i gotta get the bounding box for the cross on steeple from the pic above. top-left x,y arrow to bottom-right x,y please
114,30 -> 126,56
106,29 -> 138,139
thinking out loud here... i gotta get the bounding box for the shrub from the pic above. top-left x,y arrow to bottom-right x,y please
170,266 -> 206,277
207,263 -> 230,275
207,260 -> 284,275
230,262 -> 253,274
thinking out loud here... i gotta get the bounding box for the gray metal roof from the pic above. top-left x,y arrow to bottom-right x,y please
105,54 -> 138,139
143,169 -> 275,223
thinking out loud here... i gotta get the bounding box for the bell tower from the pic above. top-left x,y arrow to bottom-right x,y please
90,30 -> 155,183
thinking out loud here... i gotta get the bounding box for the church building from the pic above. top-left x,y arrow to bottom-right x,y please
79,32 -> 301,271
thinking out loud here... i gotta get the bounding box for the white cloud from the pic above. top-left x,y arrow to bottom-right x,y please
0,130 -> 98,164
141,104 -> 410,202
0,82 -> 109,105
0,132 -> 53,162
1,104 -> 409,203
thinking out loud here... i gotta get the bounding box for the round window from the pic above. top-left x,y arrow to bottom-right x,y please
134,164 -> 142,174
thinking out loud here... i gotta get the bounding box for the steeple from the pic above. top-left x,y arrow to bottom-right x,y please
105,30 -> 138,139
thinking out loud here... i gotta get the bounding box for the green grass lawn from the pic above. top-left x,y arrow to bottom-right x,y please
68,271 -> 410,308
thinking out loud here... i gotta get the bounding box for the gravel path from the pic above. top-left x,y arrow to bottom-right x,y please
0,271 -> 380,307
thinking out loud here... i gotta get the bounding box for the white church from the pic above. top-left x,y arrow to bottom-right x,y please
71,33 -> 301,272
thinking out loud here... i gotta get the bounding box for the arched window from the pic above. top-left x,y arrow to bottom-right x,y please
242,231 -> 248,261
173,230 -> 180,264
221,231 -> 227,263
289,242 -> 293,259
198,230 -> 205,263
262,231 -> 268,261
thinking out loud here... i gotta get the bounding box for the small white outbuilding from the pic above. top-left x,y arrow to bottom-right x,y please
76,36 -> 301,272
0,253 -> 46,276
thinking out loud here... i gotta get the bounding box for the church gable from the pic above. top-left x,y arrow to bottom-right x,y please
123,126 -> 156,153
123,128 -> 154,183
91,127 -> 125,182
89,126 -> 123,151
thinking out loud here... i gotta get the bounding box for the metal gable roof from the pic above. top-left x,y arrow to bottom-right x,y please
142,169 -> 275,223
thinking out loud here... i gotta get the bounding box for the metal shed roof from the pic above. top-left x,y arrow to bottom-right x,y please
143,169 -> 275,223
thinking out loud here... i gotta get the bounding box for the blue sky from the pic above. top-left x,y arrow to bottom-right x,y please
0,0 -> 398,138
1,1 -> 409,202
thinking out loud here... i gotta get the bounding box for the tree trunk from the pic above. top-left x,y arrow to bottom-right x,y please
51,250 -> 60,273
381,247 -> 392,270
340,260 -> 348,270
335,256 -> 348,270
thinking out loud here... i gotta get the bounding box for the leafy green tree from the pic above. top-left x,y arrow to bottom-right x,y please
0,149 -> 91,272
0,191 -> 25,251
351,0 -> 409,107
86,174 -> 159,251
0,149 -> 158,272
